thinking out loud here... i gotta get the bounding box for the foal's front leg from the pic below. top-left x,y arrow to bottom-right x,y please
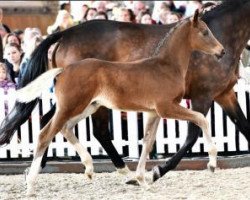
126,112 -> 160,187
153,103 -> 217,182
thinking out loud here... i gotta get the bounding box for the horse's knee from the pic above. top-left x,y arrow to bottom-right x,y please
194,112 -> 208,131
37,141 -> 49,152
37,134 -> 52,151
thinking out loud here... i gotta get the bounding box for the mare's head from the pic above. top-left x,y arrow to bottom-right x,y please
189,9 -> 225,59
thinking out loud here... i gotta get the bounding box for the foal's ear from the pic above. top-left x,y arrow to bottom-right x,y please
192,9 -> 200,27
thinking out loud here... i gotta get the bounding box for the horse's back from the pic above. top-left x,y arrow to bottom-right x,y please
55,20 -> 170,66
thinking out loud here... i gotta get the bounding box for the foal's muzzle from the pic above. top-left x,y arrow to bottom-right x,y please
215,49 -> 225,59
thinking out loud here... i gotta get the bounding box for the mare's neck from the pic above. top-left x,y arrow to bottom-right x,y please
204,2 -> 250,61
157,21 -> 192,77
229,12 -> 250,58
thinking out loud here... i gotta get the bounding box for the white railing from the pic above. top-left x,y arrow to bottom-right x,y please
0,80 -> 249,159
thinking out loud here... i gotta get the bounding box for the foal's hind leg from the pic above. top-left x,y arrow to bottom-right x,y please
126,112 -> 160,188
153,103 -> 217,180
59,103 -> 101,179
61,123 -> 94,179
92,107 -> 130,174
26,111 -> 67,196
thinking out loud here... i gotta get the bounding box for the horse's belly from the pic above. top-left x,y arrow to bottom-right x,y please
93,94 -> 154,112
93,96 -> 119,110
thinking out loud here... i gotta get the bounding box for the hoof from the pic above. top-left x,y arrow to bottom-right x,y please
26,187 -> 36,197
85,165 -> 94,180
125,177 -> 150,189
125,177 -> 140,186
26,191 -> 36,197
207,163 -> 216,173
117,166 -> 131,175
86,173 -> 93,180
152,165 -> 162,182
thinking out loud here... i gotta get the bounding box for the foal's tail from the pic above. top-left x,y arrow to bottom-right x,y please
0,31 -> 63,146
16,68 -> 63,103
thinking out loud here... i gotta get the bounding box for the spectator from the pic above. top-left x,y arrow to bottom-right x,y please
47,10 -> 74,34
2,32 -> 21,49
133,1 -> 147,17
3,43 -> 23,83
115,7 -> 135,23
60,2 -> 71,13
123,1 -> 134,10
152,1 -> 172,23
94,11 -> 108,20
12,29 -> 24,44
19,33 -> 43,82
105,1 -> 119,11
185,0 -> 203,17
137,10 -> 155,24
21,27 -> 41,53
92,1 -> 107,13
0,26 -> 7,40
0,34 -> 3,62
84,8 -> 98,21
60,2 -> 75,21
79,4 -> 89,22
158,7 -> 171,24
0,62 -> 16,115
165,12 -> 182,24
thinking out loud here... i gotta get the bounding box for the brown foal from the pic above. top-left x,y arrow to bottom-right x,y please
17,10 -> 224,195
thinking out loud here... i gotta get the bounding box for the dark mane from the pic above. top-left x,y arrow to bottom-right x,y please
202,0 -> 249,20
152,19 -> 188,56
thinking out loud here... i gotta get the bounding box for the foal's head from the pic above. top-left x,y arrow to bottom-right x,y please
189,9 -> 225,59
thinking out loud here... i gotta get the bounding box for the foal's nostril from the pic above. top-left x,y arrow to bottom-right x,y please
215,49 -> 225,60
221,49 -> 225,56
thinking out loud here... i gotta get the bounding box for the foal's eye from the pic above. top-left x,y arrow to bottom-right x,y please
202,30 -> 209,36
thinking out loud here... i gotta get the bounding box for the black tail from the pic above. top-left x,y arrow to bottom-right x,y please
0,31 -> 63,146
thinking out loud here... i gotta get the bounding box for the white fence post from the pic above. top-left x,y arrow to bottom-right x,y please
127,112 -> 139,158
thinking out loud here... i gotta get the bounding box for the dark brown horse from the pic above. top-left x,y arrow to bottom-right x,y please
0,0 -> 249,181
17,12 -> 224,195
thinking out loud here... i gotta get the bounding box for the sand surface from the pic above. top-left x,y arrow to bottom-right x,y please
0,167 -> 249,200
